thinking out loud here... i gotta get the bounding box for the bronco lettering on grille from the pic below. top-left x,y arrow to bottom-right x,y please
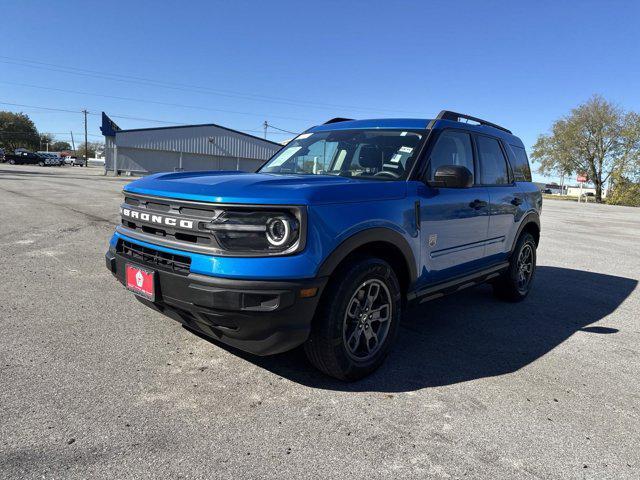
121,208 -> 195,230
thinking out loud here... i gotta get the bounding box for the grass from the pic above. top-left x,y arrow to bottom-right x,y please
542,194 -> 580,202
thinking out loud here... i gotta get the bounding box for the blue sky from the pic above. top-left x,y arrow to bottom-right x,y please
2,0 -> 639,182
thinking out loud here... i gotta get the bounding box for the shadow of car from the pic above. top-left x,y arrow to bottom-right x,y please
184,266 -> 637,392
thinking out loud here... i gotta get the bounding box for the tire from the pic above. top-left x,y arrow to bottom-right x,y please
493,232 -> 537,302
38,161 -> 45,167
9,159 -> 15,165
304,256 -> 402,381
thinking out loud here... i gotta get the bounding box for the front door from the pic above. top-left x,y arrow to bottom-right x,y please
416,129 -> 490,286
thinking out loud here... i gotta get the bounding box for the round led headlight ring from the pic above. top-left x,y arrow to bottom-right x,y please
266,216 -> 291,247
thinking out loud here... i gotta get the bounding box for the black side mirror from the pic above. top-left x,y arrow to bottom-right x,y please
432,165 -> 473,188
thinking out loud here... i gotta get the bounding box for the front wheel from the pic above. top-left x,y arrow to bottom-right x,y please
493,232 -> 537,302
304,257 -> 401,381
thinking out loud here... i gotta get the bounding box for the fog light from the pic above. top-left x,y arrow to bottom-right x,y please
299,287 -> 318,298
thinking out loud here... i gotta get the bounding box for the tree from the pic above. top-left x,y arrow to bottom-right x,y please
531,95 -> 640,202
76,141 -> 104,159
51,141 -> 72,151
0,111 -> 39,152
607,172 -> 640,207
39,133 -> 54,151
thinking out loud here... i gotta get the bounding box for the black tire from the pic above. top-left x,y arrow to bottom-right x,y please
9,159 -> 15,165
493,232 -> 537,302
304,256 -> 402,381
38,161 -> 45,167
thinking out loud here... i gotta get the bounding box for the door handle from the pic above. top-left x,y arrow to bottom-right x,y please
469,199 -> 487,210
511,197 -> 523,206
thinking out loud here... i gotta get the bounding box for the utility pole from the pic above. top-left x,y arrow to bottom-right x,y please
83,109 -> 88,167
263,120 -> 268,139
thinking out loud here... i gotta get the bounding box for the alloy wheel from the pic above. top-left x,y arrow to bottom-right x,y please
516,243 -> 534,293
342,279 -> 392,361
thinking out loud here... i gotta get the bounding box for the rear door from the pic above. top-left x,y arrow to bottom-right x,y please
417,129 -> 490,285
475,135 -> 524,261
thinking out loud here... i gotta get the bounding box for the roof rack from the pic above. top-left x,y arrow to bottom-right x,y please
435,110 -> 512,134
323,117 -> 354,124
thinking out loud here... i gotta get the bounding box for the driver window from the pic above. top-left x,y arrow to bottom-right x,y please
428,131 -> 474,180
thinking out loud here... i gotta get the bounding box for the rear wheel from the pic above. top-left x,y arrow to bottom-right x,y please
304,257 -> 401,381
9,159 -> 15,165
493,232 -> 537,302
38,161 -> 45,167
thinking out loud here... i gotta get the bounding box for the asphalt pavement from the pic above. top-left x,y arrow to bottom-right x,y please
1,165 -> 639,479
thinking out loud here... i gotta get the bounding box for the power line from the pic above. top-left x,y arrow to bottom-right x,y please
0,101 -> 82,114
0,80 -> 315,122
265,122 -> 300,135
0,101 -> 293,137
0,55 -> 428,116
0,131 -> 102,137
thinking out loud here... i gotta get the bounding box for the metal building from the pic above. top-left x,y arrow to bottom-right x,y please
100,113 -> 281,175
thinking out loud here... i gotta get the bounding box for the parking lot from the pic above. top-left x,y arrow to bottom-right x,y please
1,164 -> 638,479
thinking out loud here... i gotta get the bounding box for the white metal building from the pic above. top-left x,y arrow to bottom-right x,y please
101,113 -> 281,175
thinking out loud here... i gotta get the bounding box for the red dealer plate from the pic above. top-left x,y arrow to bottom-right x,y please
125,264 -> 155,301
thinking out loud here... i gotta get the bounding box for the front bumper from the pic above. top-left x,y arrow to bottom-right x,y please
106,249 -> 327,355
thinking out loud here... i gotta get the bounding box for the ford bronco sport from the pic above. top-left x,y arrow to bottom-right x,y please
106,111 -> 541,381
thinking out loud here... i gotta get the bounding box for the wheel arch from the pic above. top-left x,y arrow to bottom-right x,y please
511,212 -> 540,255
317,228 -> 417,296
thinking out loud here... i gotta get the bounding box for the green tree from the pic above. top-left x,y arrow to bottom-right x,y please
39,133 -> 54,151
51,141 -> 72,151
76,141 -> 104,159
0,111 -> 39,152
531,95 -> 640,202
607,172 -> 640,207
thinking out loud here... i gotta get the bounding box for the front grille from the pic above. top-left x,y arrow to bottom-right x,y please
120,193 -> 222,248
117,240 -> 191,274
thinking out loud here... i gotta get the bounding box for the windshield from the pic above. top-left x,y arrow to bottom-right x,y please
259,129 -> 425,180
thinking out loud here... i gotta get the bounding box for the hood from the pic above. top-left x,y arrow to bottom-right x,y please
123,171 -> 407,205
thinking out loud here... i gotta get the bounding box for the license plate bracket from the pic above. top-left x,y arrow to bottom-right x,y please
125,263 -> 155,301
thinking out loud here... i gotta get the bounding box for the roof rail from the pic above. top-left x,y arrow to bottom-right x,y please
323,117 -> 354,124
435,110 -> 512,134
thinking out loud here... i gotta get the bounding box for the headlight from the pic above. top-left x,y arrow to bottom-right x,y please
204,209 -> 301,253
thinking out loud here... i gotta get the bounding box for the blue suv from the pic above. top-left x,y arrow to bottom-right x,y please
106,111 -> 541,380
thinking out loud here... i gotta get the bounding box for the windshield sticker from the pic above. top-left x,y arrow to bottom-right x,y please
296,133 -> 313,140
399,146 -> 413,154
269,146 -> 302,166
390,154 -> 402,163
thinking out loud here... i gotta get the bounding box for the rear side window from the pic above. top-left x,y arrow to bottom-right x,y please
428,130 -> 474,180
477,136 -> 510,185
509,145 -> 532,182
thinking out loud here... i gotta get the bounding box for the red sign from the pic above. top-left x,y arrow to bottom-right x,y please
126,264 -> 155,301
577,174 -> 588,183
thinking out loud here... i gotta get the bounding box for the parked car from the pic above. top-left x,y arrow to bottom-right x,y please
37,152 -> 63,166
0,148 -> 5,163
70,156 -> 85,166
105,110 -> 542,380
580,192 -> 596,202
5,151 -> 44,165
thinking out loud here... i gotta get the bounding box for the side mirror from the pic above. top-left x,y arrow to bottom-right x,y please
432,165 -> 473,188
